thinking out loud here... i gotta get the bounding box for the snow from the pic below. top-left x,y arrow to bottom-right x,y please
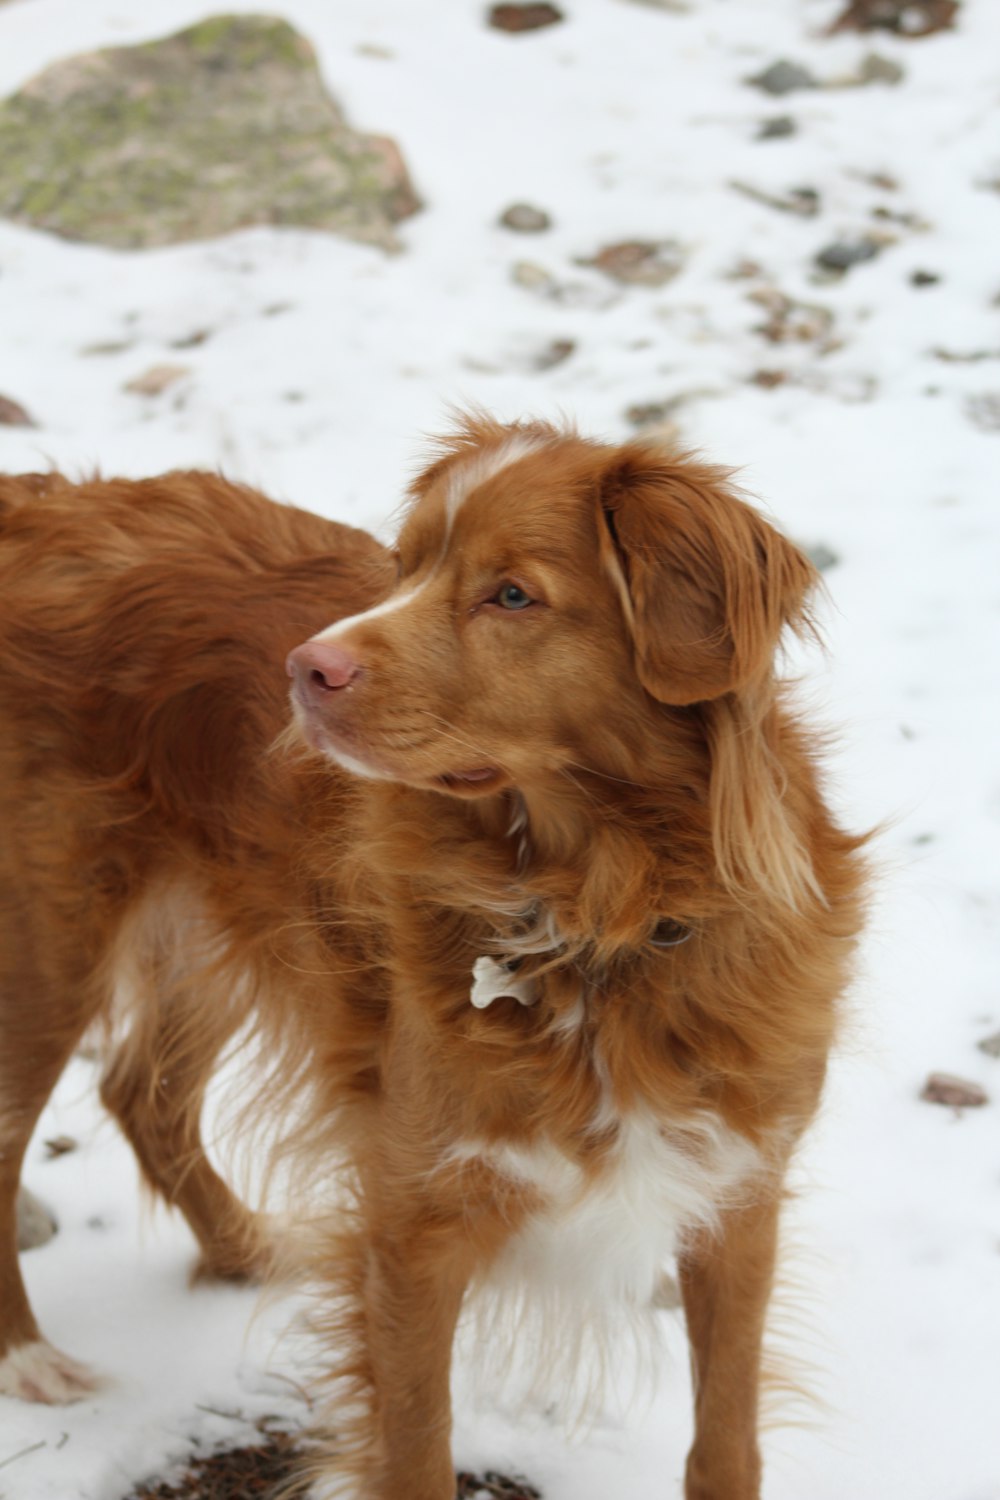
1,0 -> 999,1496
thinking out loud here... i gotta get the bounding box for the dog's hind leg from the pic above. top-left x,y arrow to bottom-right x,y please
99,972 -> 271,1285
0,930 -> 106,1402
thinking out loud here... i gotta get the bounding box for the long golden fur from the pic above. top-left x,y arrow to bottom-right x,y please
0,419 -> 867,1498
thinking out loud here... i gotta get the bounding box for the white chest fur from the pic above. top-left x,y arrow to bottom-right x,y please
453,1109 -> 763,1308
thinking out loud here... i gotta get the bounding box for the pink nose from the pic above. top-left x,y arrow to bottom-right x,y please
286,640 -> 362,701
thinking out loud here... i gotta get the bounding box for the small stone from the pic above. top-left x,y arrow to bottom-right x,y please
757,115 -> 797,140
977,1030 -> 1000,1059
0,393 -> 36,426
511,260 -> 556,292
815,238 -> 881,272
857,52 -> 906,84
920,1072 -> 989,1109
828,0 -> 959,38
488,3 -> 564,32
16,1186 -> 57,1252
805,542 -> 841,571
966,393 -> 1000,433
911,269 -> 941,287
749,288 -> 836,349
44,1135 -> 78,1158
747,60 -> 818,97
80,339 -> 134,356
750,369 -> 788,389
124,363 -> 191,396
170,328 -> 212,349
499,202 -> 552,233
731,180 -> 821,217
581,238 -> 685,287
532,338 -> 575,371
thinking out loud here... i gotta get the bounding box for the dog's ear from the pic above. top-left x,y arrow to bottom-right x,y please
598,447 -> 818,705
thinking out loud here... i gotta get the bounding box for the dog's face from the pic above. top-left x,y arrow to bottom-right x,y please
287,420 -> 816,798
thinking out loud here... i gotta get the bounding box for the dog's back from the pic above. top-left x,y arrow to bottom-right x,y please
0,472 -> 391,1400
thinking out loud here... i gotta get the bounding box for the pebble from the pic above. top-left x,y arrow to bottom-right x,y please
499,203 -> 552,233
920,1072 -> 990,1109
815,238 -> 881,272
757,115 -> 797,140
747,60 -> 817,97
488,3 -> 564,32
124,363 -> 191,396
16,1186 -> 57,1252
910,269 -> 942,287
977,1030 -> 1000,1059
582,238 -> 685,287
0,393 -> 35,426
805,542 -> 841,571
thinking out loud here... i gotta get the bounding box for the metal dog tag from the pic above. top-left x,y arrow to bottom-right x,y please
470,955 -> 538,1009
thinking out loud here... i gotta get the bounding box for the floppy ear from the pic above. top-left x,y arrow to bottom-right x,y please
598,447 -> 818,705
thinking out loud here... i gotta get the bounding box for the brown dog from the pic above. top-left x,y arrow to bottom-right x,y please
0,419 -> 866,1498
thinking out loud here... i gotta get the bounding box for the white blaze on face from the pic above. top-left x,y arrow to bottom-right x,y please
312,432 -> 553,646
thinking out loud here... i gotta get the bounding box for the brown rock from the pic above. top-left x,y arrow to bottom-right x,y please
0,393 -> 36,426
499,202 -> 552,233
581,239 -> 685,287
828,0 -> 959,37
124,364 -> 191,396
920,1072 -> 989,1108
16,1186 -> 57,1252
489,3 -> 564,32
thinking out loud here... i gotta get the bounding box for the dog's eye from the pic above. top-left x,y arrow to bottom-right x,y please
495,583 -> 533,610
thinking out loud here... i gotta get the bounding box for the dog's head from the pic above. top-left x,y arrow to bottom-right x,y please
287,417 -> 817,799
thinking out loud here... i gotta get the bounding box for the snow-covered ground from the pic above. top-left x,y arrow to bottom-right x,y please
2,1 -> 999,1496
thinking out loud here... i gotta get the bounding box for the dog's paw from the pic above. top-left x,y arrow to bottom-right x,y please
0,1338 -> 105,1404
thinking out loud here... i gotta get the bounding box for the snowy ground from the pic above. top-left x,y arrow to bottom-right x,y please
2,0 -> 999,1496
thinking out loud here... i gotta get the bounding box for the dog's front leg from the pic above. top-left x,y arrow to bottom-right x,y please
678,1186 -> 782,1500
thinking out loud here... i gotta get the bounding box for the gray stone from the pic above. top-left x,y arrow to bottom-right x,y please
977,1030 -> 1000,1058
0,15 -> 421,251
816,239 -> 881,272
805,542 -> 841,572
747,60 -> 818,97
757,115 -> 797,140
16,1186 -> 57,1252
499,202 -> 552,233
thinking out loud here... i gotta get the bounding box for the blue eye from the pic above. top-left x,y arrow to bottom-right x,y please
496,583 -> 533,610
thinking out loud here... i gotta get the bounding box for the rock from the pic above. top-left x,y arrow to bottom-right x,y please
750,369 -> 788,390
911,269 -> 941,287
747,60 -> 818,97
124,363 -> 191,396
920,1072 -> 989,1108
499,203 -> 552,233
756,115 -> 797,140
44,1135 -> 78,1159
0,393 -> 36,426
581,239 -> 685,287
827,0 -> 959,37
805,542 -> 841,571
966,394 -> 1000,433
730,180 -> 820,217
511,260 -> 556,293
0,16 -> 421,251
978,1030 -> 1000,1059
16,1186 -> 57,1252
856,52 -> 906,84
532,338 -> 575,370
749,288 -> 837,350
488,3 -> 564,31
815,238 -> 881,272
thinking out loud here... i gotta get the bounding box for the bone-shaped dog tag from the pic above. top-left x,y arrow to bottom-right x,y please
470,955 -> 538,1009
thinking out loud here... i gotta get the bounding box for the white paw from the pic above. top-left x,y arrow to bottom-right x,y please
0,1339 -> 105,1404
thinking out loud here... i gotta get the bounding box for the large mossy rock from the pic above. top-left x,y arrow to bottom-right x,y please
0,14 -> 421,250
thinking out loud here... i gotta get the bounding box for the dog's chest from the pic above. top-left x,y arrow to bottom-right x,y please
456,1109 -> 762,1306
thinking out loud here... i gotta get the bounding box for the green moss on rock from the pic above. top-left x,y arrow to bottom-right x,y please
0,14 -> 421,250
